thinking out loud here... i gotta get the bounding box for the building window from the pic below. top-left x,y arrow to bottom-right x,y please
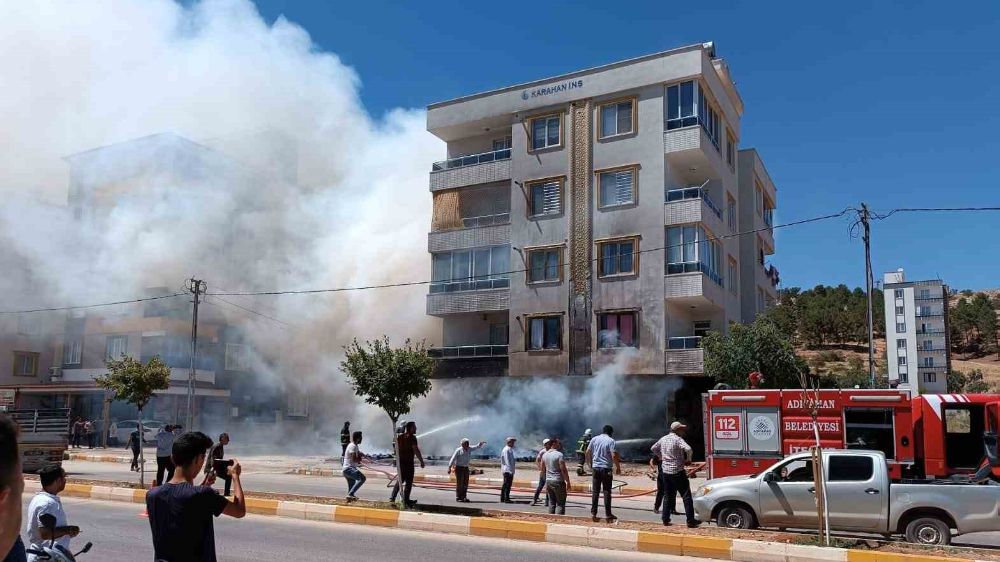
919,289 -> 930,299
896,339 -> 906,349
897,322 -> 906,333
528,316 -> 562,350
726,194 -> 736,230
286,390 -> 309,418
698,88 -> 722,148
17,315 -> 42,336
922,340 -> 933,351
666,81 -> 697,129
894,289 -> 904,299
728,258 -> 738,295
757,288 -> 765,314
527,247 -> 562,283
527,178 -> 562,217
726,129 -> 736,169
64,340 -> 82,366
922,357 -> 934,368
597,167 -> 636,208
598,238 -> 637,277
492,137 -> 512,151
754,183 -> 764,217
898,356 -> 907,366
529,114 -> 561,151
599,99 -> 634,138
489,323 -> 509,345
693,320 -> 712,338
924,372 -> 937,383
665,225 -> 722,285
105,335 -> 128,361
431,246 -> 511,292
895,306 -> 905,315
597,312 -> 637,349
13,351 -> 38,377
225,343 -> 251,371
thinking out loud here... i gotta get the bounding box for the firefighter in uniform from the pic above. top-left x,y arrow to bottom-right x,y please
576,428 -> 592,476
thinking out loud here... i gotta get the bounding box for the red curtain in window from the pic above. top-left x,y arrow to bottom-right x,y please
619,314 -> 634,346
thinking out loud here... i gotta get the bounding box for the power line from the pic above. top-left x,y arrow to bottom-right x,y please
0,292 -> 187,315
871,206 -> 1000,220
204,295 -> 297,330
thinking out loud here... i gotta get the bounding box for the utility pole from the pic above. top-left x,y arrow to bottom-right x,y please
860,204 -> 876,387
186,278 -> 206,430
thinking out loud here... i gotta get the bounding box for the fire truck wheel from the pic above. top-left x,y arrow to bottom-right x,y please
904,517 -> 951,546
717,505 -> 755,529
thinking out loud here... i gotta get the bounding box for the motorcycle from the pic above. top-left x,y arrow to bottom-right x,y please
24,513 -> 93,562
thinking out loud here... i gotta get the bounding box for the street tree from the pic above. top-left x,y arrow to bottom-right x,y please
94,355 -> 170,487
702,317 -> 807,389
948,368 -> 993,394
340,337 -> 434,466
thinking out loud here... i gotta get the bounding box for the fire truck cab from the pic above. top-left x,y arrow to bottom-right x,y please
703,389 -> 1000,481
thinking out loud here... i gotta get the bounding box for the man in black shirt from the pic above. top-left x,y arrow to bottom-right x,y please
147,431 -> 246,562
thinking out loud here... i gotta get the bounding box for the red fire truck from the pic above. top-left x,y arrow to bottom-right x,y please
703,389 -> 1000,480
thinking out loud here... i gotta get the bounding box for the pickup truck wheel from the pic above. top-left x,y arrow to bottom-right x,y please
717,505 -> 755,529
905,517 -> 951,546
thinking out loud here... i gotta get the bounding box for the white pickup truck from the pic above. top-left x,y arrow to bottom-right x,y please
693,449 -> 1000,545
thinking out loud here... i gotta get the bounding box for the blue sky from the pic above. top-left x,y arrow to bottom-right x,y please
256,0 -> 1000,291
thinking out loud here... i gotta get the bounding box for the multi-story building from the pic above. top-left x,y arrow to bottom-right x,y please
424,42 -> 779,384
883,268 -> 950,394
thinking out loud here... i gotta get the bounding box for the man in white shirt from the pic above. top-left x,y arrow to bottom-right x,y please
499,437 -> 516,504
448,438 -> 485,502
26,465 -> 79,560
342,431 -> 369,501
531,438 -> 552,506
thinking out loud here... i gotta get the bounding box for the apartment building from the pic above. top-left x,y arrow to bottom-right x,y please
883,268 -> 950,394
425,42 -> 780,380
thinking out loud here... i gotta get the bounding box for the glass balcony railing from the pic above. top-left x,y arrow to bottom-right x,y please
428,345 -> 508,359
915,311 -> 943,318
665,187 -> 722,220
915,328 -> 946,335
667,336 -> 702,350
429,277 -> 510,294
431,148 -> 511,172
461,213 -> 510,228
665,261 -> 723,286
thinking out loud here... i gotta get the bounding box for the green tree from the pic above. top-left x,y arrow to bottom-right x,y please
703,317 -> 807,389
340,337 -> 434,468
949,368 -> 992,394
95,355 -> 170,487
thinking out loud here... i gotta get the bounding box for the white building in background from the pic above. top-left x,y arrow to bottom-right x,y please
883,268 -> 950,394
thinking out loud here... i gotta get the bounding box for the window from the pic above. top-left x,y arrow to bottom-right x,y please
599,99 -> 634,138
922,357 -> 934,367
492,137 -> 512,151
13,351 -> 38,377
597,168 -> 636,208
698,88 -> 722,148
925,372 -> 937,383
919,289 -> 930,299
899,372 -> 908,384
527,247 -> 562,283
896,339 -> 906,349
693,320 -> 712,338
489,323 -> 508,345
17,315 -> 41,336
598,238 -> 636,277
528,316 -> 562,350
286,390 -> 309,418
828,455 -> 874,482
775,458 -> 814,482
530,114 -> 561,150
895,306 -> 905,315
665,225 -> 722,285
665,81 -> 697,129
726,194 -> 736,230
754,183 -> 764,216
225,343 -> 251,371
897,356 -> 907,366
922,340 -> 933,351
845,408 -> 895,458
597,312 -> 637,348
728,258 -> 738,295
896,322 -> 906,333
106,335 -> 128,361
945,409 -> 970,433
725,129 -> 736,169
431,246 -> 510,292
757,288 -> 765,314
528,178 -> 562,217
64,340 -> 82,366
894,289 -> 904,299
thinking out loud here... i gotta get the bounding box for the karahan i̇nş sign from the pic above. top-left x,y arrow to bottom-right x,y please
521,79 -> 584,100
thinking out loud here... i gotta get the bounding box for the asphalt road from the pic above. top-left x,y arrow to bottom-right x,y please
15,496 -> 711,562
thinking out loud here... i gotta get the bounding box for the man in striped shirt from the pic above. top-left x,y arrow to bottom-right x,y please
650,421 -> 699,528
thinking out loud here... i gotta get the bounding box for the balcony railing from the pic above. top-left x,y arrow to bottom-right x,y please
764,208 -> 774,228
665,187 -> 722,220
915,312 -> 943,318
914,295 -> 943,301
428,345 -> 508,359
915,329 -> 946,335
462,213 -> 510,228
918,347 -> 948,353
432,148 -> 511,172
667,336 -> 702,350
665,261 -> 723,287
141,354 -> 216,371
429,277 -> 510,294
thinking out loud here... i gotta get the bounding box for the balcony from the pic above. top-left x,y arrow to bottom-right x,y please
428,218 -> 510,253
764,263 -> 780,288
426,283 -> 510,316
430,148 -> 511,192
915,328 -> 946,335
60,367 -> 215,385
663,126 -> 729,183
664,269 -> 725,312
664,186 -> 726,235
428,346 -> 508,378
428,345 -> 508,359
915,312 -> 944,318
665,338 -> 704,375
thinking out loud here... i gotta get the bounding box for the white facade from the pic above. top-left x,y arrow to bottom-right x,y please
883,268 -> 949,394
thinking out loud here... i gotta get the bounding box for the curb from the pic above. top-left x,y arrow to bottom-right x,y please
26,480 -> 984,562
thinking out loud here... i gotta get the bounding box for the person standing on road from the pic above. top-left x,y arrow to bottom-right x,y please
531,438 -> 552,506
390,421 -> 424,508
148,431 -> 246,562
586,425 -> 619,522
125,428 -> 141,472
651,453 -> 665,513
83,420 -> 94,449
70,417 -> 82,449
542,437 -> 571,515
343,431 -> 369,501
25,465 -> 79,562
108,420 -> 118,447
575,428 -> 592,475
340,421 -> 351,458
155,425 -> 177,486
1,413 -> 26,562
448,438 -> 485,503
651,421 -> 700,528
204,433 -> 233,496
499,437 -> 516,504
